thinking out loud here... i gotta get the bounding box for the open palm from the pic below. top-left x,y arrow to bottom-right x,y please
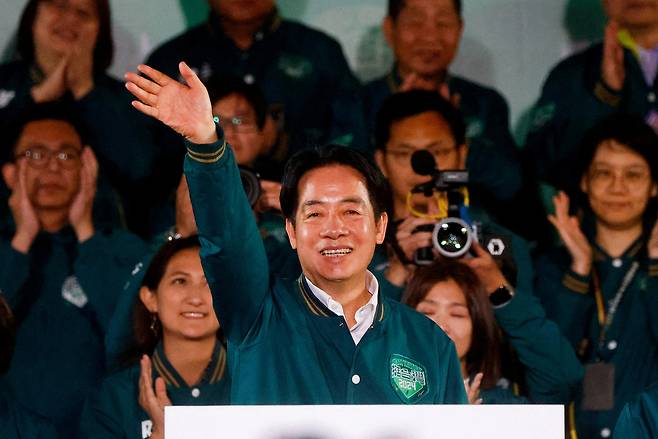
125,62 -> 216,144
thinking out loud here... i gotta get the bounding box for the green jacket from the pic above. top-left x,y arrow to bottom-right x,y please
525,42 -> 658,192
533,240 -> 658,438
0,383 -> 58,439
184,131 -> 467,405
0,227 -> 146,437
78,341 -> 229,439
363,70 -> 523,203
614,382 -> 658,439
147,9 -> 367,156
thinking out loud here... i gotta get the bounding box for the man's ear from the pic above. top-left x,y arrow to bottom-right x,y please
382,16 -> 395,49
652,181 -> 658,198
376,212 -> 388,245
458,143 -> 468,169
580,174 -> 589,195
374,150 -> 388,178
139,286 -> 158,314
1,163 -> 16,191
285,218 -> 297,250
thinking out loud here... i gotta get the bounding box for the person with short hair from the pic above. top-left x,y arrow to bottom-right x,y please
0,104 -> 146,436
0,0 -> 157,234
533,113 -> 658,438
79,236 -> 229,439
125,62 -> 467,405
364,0 -> 522,205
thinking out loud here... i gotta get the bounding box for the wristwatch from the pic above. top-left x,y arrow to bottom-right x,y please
489,284 -> 514,308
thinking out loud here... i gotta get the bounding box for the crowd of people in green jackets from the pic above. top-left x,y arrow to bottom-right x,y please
2,0 -> 658,438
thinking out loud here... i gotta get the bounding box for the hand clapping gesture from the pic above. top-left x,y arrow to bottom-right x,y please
68,147 -> 98,243
6,159 -> 40,254
548,191 -> 592,276
125,63 -> 217,144
139,355 -> 171,439
602,20 -> 625,92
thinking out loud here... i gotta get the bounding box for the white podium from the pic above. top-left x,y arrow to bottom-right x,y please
165,404 -> 564,438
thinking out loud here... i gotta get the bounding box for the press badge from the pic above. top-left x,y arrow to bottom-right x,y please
582,363 -> 615,411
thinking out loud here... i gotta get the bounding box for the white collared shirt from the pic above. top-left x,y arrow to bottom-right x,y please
304,271 -> 379,345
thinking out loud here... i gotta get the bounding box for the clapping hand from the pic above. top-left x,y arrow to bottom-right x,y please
4,160 -> 40,254
125,63 -> 217,144
602,20 -> 625,92
68,147 -> 98,242
548,191 -> 592,276
139,355 -> 171,439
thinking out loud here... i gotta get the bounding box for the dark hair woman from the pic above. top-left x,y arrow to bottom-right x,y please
0,0 -> 157,234
534,113 -> 658,438
78,236 -> 229,439
405,254 -> 583,405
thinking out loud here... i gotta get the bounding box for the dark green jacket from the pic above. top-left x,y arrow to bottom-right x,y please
0,384 -> 58,439
78,341 -> 229,439
534,240 -> 658,438
614,382 -> 658,439
0,227 -> 146,437
183,131 -> 467,405
147,10 -> 367,156
525,43 -> 658,192
363,70 -> 523,202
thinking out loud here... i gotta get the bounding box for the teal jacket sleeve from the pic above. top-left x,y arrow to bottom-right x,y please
494,290 -> 584,403
184,130 -> 270,344
533,249 -> 594,349
0,242 -> 31,307
74,230 -> 148,334
614,385 -> 658,439
643,260 -> 658,343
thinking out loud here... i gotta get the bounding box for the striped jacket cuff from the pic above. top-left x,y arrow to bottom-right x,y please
562,270 -> 591,294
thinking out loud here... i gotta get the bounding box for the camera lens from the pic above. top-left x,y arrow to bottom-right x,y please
432,218 -> 472,258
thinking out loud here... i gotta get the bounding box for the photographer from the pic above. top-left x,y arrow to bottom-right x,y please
372,90 -> 533,299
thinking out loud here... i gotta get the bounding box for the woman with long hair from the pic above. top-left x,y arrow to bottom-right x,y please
404,254 -> 583,404
79,236 -> 228,438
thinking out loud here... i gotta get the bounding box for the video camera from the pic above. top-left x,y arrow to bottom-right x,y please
239,165 -> 261,208
408,150 -> 509,265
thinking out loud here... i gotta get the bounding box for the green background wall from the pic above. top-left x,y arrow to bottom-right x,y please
0,0 -> 607,141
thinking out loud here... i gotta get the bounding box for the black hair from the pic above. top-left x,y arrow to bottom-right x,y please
374,90 -> 466,151
1,102 -> 85,163
388,0 -> 462,20
576,113 -> 658,232
206,74 -> 268,130
0,296 -> 15,375
280,145 -> 391,225
17,0 -> 114,74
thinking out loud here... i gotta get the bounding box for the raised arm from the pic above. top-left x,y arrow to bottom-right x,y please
125,63 -> 271,343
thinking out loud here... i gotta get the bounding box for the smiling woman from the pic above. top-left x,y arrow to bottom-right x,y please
533,113 -> 658,438
78,236 -> 229,439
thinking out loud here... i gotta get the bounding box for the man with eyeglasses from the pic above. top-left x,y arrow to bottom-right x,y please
0,104 -> 146,436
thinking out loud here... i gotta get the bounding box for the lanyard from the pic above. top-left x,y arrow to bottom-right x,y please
592,261 -> 640,349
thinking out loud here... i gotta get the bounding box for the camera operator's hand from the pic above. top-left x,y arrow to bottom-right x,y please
462,242 -> 508,293
255,180 -> 282,213
125,63 -> 217,144
547,191 -> 592,276
385,217 -> 436,286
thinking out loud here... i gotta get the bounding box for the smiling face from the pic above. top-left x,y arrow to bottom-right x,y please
32,0 -> 99,56
140,248 -> 219,343
415,278 -> 472,359
384,0 -> 463,79
581,140 -> 658,230
285,165 -> 387,290
604,0 -> 658,30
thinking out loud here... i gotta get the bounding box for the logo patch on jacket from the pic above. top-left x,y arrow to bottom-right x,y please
61,275 -> 88,308
390,354 -> 428,402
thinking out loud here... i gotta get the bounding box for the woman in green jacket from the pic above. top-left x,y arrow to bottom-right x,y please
78,236 -> 229,439
404,256 -> 583,405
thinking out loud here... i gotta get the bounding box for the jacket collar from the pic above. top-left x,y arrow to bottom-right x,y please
151,339 -> 227,388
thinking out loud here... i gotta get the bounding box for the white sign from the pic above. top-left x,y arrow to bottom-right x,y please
165,404 -> 564,438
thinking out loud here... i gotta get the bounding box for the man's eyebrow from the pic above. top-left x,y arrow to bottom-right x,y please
302,197 -> 366,207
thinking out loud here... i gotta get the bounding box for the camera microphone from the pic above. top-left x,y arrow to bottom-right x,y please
411,150 -> 438,176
